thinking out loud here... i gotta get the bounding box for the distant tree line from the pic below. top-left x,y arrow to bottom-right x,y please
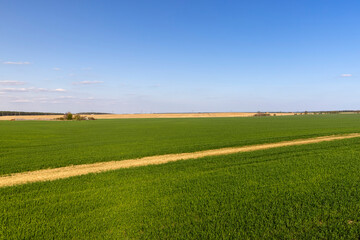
0,111 -> 63,116
255,110 -> 360,117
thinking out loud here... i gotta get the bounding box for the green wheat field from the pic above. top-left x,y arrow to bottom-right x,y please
1,114 -> 360,239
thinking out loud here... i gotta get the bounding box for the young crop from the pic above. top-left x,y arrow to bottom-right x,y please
2,138 -> 360,239
1,114 -> 360,175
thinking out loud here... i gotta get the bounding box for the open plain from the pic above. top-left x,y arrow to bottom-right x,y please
2,114 -> 360,239
3,1 -> 360,238
1,132 -> 360,187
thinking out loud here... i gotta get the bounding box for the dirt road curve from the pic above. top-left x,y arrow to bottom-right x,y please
1,133 -> 360,187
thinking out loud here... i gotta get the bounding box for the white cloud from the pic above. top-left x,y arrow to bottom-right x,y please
37,88 -> 66,92
53,67 -> 61,71
57,96 -> 75,99
341,74 -> 352,77
54,88 -> 66,92
0,87 -> 66,92
72,81 -> 104,85
0,80 -> 25,85
10,99 -> 32,103
3,61 -> 31,65
5,95 -> 96,105
1,88 -> 28,92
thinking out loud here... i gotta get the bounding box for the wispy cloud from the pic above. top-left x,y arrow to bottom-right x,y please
37,88 -> 66,92
0,80 -> 25,85
54,88 -> 66,92
0,87 -> 66,92
10,99 -> 33,103
0,88 -> 29,92
3,61 -> 31,65
53,67 -> 61,71
6,95 -> 97,105
341,73 -> 352,77
72,81 -> 104,85
57,96 -> 75,99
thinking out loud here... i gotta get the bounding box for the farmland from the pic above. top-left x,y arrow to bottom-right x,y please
1,114 -> 360,239
1,114 -> 360,175
2,137 -> 360,238
0,112 -> 295,121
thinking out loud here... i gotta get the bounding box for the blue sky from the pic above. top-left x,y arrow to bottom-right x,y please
1,0 -> 360,113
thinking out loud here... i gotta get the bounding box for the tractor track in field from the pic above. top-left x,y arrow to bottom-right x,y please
1,133 -> 360,187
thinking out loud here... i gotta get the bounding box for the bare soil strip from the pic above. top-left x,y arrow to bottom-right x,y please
1,133 -> 360,187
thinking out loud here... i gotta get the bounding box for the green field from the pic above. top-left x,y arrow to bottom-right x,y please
2,115 -> 360,239
1,114 -> 360,175
2,137 -> 360,239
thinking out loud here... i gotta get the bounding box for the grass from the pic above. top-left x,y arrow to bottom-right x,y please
2,137 -> 360,239
1,114 -> 360,175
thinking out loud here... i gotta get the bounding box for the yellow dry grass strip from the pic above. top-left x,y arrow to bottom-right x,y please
1,133 -> 360,187
0,112 -> 295,121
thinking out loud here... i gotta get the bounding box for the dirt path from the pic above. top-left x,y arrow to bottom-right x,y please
1,133 -> 360,187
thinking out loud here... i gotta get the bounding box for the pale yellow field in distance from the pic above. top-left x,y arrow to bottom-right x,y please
0,112 -> 297,121
1,111 -> 357,121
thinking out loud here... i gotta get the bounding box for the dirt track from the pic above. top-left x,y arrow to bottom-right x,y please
1,133 -> 359,187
